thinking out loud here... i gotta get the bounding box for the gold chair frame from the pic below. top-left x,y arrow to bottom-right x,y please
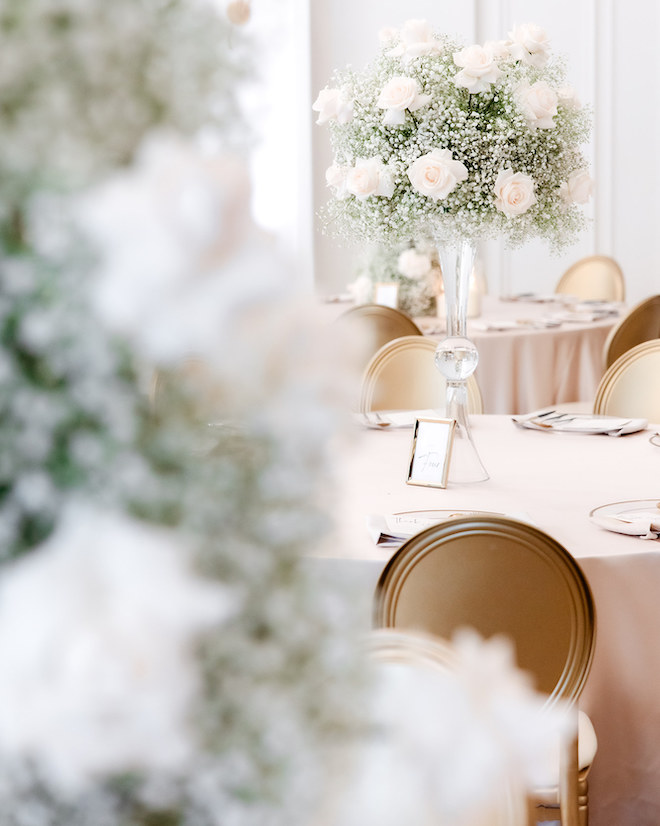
602,294 -> 660,370
593,339 -> 660,420
335,303 -> 423,373
555,255 -> 625,303
373,515 -> 596,826
359,335 -> 483,415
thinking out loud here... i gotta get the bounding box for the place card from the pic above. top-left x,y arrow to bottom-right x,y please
406,417 -> 455,488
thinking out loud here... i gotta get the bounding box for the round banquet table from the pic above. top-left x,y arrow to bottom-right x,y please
312,414 -> 660,826
319,294 -> 621,415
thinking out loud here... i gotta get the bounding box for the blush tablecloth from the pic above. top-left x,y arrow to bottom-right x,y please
312,415 -> 660,826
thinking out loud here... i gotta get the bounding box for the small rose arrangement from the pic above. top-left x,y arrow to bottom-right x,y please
314,20 -> 593,249
350,241 -> 440,316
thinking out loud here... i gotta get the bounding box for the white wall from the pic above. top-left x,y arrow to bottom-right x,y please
307,0 -> 659,304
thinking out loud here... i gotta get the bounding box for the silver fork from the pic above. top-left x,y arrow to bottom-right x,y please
527,413 -> 578,428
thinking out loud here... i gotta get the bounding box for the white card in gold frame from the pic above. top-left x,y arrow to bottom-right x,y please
374,282 -> 399,309
406,417 -> 456,489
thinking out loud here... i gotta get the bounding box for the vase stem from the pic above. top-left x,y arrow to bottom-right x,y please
434,238 -> 489,483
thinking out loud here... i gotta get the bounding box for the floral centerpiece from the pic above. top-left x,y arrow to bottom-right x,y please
313,20 -> 593,482
314,19 -> 592,249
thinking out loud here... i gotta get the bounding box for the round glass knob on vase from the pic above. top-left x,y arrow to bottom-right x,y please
435,239 -> 488,483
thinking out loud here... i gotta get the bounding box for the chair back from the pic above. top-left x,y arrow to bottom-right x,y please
359,335 -> 483,414
373,515 -> 595,707
555,255 -> 625,302
335,304 -> 423,373
593,339 -> 660,420
602,294 -> 660,370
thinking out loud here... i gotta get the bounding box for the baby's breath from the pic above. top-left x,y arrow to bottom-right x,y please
317,24 -> 592,250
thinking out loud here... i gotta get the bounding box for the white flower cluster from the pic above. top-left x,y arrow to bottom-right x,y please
351,241 -> 440,317
0,228 -> 156,560
314,20 -> 593,249
328,629 -> 574,826
0,5 -> 370,826
0,504 -> 235,792
0,0 -> 246,205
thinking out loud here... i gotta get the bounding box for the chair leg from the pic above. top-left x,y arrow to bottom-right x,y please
578,787 -> 588,826
559,727 -> 580,826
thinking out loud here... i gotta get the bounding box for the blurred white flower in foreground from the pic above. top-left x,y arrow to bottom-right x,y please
78,132 -> 286,367
0,503 -> 236,792
329,629 -> 574,826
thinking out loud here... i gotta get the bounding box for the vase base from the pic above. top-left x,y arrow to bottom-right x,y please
447,423 -> 489,484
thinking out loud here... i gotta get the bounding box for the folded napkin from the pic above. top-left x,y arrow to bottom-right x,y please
472,319 -> 521,332
590,510 -> 660,539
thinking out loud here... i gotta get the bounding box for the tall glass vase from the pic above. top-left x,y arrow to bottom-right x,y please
434,238 -> 489,483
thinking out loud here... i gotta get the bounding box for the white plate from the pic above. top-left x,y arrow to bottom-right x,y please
589,499 -> 660,538
549,415 -> 647,434
392,507 -> 507,525
507,293 -> 564,304
368,509 -> 507,547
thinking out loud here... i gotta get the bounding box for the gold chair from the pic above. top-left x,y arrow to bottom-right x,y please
602,294 -> 660,370
359,335 -> 483,414
366,628 -> 528,826
554,255 -> 625,302
373,515 -> 597,826
593,339 -> 660,421
335,303 -> 423,374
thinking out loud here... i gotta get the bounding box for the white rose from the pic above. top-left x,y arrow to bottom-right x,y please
484,39 -> 510,60
494,168 -> 537,216
377,76 -> 432,126
407,149 -> 468,201
560,169 -> 593,205
312,87 -> 354,125
325,164 -> 348,198
508,23 -> 550,68
346,157 -> 395,200
516,81 -> 558,129
397,248 -> 432,279
557,85 -> 582,110
378,26 -> 398,43
346,274 -> 372,305
226,0 -> 250,25
453,44 -> 503,94
388,19 -> 439,61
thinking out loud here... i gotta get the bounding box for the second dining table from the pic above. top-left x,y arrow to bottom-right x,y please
416,294 -> 621,414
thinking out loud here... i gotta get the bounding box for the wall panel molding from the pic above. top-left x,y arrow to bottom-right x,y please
593,0 -> 615,255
